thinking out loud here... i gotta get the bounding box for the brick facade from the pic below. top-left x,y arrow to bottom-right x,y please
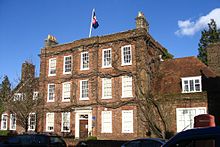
1,13 -> 219,141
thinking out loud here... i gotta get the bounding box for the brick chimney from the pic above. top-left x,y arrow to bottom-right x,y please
44,34 -> 58,47
21,61 -> 35,82
135,11 -> 149,32
207,42 -> 220,76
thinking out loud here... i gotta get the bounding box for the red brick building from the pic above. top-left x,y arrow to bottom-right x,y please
1,12 -> 219,140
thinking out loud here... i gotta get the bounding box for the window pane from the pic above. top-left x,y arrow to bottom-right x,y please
122,110 -> 133,133
81,80 -> 88,98
48,84 -> 55,101
101,111 -> 112,133
122,76 -> 132,97
81,52 -> 89,69
64,56 -> 71,73
46,113 -> 54,131
122,46 -> 132,65
62,112 -> 70,132
63,82 -> 70,100
103,49 -> 111,67
103,78 -> 112,98
189,80 -> 194,91
49,58 -> 56,75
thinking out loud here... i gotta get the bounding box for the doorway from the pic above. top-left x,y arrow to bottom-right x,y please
79,114 -> 88,139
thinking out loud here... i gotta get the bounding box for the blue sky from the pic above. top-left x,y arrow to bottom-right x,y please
0,0 -> 220,85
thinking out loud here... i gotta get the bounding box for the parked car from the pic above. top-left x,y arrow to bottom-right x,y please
121,138 -> 166,147
162,127 -> 220,147
0,133 -> 67,147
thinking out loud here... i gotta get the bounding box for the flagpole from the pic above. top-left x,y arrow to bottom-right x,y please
89,8 -> 95,38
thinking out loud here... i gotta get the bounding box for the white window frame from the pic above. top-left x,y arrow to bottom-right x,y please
33,91 -> 39,100
102,78 -> 112,99
80,80 -> 89,100
176,107 -> 206,132
121,45 -> 132,66
181,76 -> 202,93
48,58 -> 56,76
101,111 -> 112,133
1,113 -> 8,130
62,82 -> 71,102
47,84 -> 55,102
81,52 -> 89,70
61,112 -> 70,132
102,48 -> 112,68
13,93 -> 23,101
28,113 -> 36,131
10,114 -> 16,130
122,76 -> 133,98
122,110 -> 133,133
46,113 -> 54,132
63,55 -> 72,74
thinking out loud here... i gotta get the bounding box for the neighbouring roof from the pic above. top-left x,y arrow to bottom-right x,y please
154,56 -> 217,94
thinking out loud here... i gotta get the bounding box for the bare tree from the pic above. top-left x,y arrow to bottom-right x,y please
6,77 -> 44,132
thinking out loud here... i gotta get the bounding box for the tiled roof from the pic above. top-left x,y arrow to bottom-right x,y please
154,56 -> 216,94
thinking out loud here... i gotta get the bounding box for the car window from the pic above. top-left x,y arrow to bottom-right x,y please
18,135 -> 33,145
7,136 -> 20,144
50,136 -> 63,143
34,135 -> 48,144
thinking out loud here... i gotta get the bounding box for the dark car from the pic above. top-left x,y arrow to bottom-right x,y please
0,134 -> 67,147
162,127 -> 220,147
121,138 -> 166,147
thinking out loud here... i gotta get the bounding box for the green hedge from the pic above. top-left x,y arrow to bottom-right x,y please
0,130 -> 9,136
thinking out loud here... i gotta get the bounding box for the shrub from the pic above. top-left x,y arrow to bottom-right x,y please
86,136 -> 97,141
0,130 -> 9,136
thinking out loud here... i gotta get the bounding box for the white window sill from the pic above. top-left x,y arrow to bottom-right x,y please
102,97 -> 112,99
79,98 -> 89,101
62,99 -> 70,102
48,74 -> 56,77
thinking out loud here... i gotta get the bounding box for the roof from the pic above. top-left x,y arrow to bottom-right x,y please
154,56 -> 217,94
163,127 -> 220,147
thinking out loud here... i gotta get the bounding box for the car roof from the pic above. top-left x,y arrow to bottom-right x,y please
163,127 -> 220,146
123,138 -> 166,145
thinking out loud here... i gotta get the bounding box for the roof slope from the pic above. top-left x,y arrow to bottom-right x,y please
154,56 -> 216,94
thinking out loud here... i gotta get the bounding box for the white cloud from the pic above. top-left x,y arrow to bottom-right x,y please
175,8 -> 220,36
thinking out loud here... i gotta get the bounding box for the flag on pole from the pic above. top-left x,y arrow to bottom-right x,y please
92,11 -> 99,29
89,8 -> 99,37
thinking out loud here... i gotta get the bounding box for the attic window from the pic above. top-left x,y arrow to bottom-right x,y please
181,76 -> 202,93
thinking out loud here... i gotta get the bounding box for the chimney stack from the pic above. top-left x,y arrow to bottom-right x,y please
135,11 -> 149,32
44,34 -> 58,47
207,42 -> 220,76
21,61 -> 35,82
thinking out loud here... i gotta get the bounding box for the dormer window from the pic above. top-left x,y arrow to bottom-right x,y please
181,76 -> 202,93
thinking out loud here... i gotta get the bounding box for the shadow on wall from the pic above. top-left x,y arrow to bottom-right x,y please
202,72 -> 220,125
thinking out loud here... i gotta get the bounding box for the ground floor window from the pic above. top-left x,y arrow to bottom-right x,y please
122,110 -> 133,133
46,113 -> 54,132
1,114 -> 8,130
101,111 -> 112,133
28,113 -> 36,131
176,107 -> 206,132
10,114 -> 16,130
61,112 -> 70,132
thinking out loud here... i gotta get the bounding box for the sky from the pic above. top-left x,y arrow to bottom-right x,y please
0,0 -> 220,86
